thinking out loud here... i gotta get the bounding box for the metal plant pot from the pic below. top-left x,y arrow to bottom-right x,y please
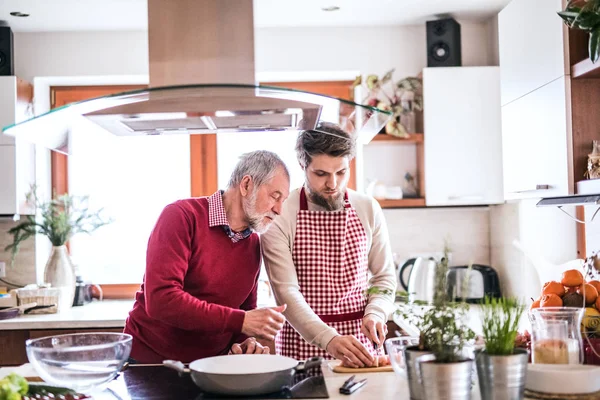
417,354 -> 474,400
475,348 -> 528,400
403,346 -> 432,400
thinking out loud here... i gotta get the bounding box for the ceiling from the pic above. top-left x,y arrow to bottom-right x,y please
0,0 -> 511,32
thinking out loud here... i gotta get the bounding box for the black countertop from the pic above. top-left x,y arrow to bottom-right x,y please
92,365 -> 328,400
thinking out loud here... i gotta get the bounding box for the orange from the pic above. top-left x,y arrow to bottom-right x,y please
540,294 -> 563,308
578,283 -> 599,305
566,285 -> 581,295
542,281 -> 566,297
561,270 -> 584,288
588,280 -> 600,294
530,298 -> 541,310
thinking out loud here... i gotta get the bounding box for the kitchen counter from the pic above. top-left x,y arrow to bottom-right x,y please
0,300 -> 133,330
1,361 -> 483,400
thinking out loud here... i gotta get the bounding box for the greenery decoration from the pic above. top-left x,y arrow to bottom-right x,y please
558,0 -> 600,63
5,187 -> 112,264
396,242 -> 476,363
480,297 -> 525,356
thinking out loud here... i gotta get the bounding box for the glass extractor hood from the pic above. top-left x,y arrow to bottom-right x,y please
2,84 -> 392,155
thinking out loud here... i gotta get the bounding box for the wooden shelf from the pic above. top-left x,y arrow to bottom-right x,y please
571,58 -> 600,79
370,133 -> 424,143
376,198 -> 426,208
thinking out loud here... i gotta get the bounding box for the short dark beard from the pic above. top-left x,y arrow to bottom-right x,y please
305,185 -> 344,211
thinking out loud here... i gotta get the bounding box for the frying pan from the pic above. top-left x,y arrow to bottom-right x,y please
163,354 -> 322,396
0,303 -> 56,320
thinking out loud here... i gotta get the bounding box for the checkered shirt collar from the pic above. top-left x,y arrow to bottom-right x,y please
207,190 -> 252,242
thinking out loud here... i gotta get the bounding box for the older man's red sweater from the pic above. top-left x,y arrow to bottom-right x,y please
124,198 -> 260,363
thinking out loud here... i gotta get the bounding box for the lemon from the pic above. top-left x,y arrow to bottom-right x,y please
581,307 -> 600,334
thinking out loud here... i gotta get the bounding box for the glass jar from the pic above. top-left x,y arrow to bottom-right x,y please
529,307 -> 584,364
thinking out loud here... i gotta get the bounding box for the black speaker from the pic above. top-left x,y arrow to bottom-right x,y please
0,27 -> 14,76
426,18 -> 461,67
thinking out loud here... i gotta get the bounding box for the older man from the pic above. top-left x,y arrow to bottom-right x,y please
125,150 -> 290,363
262,123 -> 396,367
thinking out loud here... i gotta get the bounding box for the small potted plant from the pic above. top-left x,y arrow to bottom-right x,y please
558,0 -> 600,63
396,244 -> 476,400
476,297 -> 528,400
5,187 -> 111,310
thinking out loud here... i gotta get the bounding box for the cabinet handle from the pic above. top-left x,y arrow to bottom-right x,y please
510,184 -> 551,194
447,195 -> 484,201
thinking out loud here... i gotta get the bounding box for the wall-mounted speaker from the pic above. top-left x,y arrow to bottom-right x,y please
0,27 -> 14,76
426,18 -> 461,67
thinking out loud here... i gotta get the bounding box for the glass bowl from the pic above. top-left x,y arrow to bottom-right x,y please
384,336 -> 419,376
25,332 -> 132,392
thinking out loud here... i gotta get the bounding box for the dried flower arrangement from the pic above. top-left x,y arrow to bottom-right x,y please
352,69 -> 423,138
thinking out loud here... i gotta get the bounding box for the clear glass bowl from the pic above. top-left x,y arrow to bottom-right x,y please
384,336 -> 419,376
25,332 -> 132,392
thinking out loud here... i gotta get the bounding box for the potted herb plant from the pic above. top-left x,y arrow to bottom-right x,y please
396,244 -> 476,400
5,187 -> 111,310
558,0 -> 600,63
476,297 -> 528,400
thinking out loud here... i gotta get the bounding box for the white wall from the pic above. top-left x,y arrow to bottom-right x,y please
14,20 -> 496,82
490,199 -> 579,301
14,31 -> 149,81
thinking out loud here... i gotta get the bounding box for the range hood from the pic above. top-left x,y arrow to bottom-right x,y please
537,194 -> 600,207
537,179 -> 600,208
1,1 -> 391,154
2,84 -> 390,155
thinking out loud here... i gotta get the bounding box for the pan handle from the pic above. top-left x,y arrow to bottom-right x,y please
163,360 -> 190,376
295,356 -> 322,373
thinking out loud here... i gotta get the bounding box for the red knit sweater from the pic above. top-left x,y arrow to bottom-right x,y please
124,197 -> 261,363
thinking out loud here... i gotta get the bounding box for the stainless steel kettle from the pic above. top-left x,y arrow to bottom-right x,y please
399,257 -> 439,303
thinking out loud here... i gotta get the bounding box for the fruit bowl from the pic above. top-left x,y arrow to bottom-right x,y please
25,332 -> 132,392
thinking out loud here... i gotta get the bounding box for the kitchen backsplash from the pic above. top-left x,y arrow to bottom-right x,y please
0,219 -> 37,288
383,206 -> 491,267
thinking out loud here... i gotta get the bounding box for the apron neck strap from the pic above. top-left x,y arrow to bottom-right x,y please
299,187 -> 350,210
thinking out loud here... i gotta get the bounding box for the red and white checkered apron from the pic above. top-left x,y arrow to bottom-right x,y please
276,187 -> 374,360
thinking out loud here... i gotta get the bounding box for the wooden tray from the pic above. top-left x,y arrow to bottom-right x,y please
327,360 -> 393,373
525,389 -> 600,400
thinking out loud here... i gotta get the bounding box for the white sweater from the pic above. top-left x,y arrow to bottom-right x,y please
261,188 -> 397,351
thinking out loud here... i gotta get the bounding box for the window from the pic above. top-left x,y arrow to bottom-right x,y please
68,118 -> 190,283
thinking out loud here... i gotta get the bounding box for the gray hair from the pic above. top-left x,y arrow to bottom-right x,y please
227,150 -> 290,189
295,121 -> 356,168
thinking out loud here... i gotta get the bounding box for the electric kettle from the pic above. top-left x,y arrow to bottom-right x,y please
399,257 -> 439,303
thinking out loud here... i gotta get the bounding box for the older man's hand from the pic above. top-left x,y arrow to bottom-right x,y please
229,337 -> 270,354
241,304 -> 286,341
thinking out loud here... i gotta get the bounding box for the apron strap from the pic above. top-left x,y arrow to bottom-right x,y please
300,187 -> 309,210
299,187 -> 350,210
318,310 -> 364,323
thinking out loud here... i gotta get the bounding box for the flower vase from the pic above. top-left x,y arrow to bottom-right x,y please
43,245 -> 76,311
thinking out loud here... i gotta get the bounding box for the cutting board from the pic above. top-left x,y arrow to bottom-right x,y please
328,360 -> 393,373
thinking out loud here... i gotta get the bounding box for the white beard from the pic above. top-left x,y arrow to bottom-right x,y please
242,189 -> 277,234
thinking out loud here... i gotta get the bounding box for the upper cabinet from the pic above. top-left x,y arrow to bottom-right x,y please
501,76 -> 571,199
498,0 -> 567,106
423,67 -> 504,206
497,0 -> 591,199
0,77 -> 35,216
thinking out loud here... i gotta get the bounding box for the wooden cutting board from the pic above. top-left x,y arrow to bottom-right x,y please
328,360 -> 393,373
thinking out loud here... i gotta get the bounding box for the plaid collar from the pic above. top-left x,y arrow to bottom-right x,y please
207,191 -> 252,243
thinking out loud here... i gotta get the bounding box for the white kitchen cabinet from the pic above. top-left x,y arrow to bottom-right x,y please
0,77 -> 35,216
498,0 -> 567,106
423,67 -> 504,206
502,76 -> 571,199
